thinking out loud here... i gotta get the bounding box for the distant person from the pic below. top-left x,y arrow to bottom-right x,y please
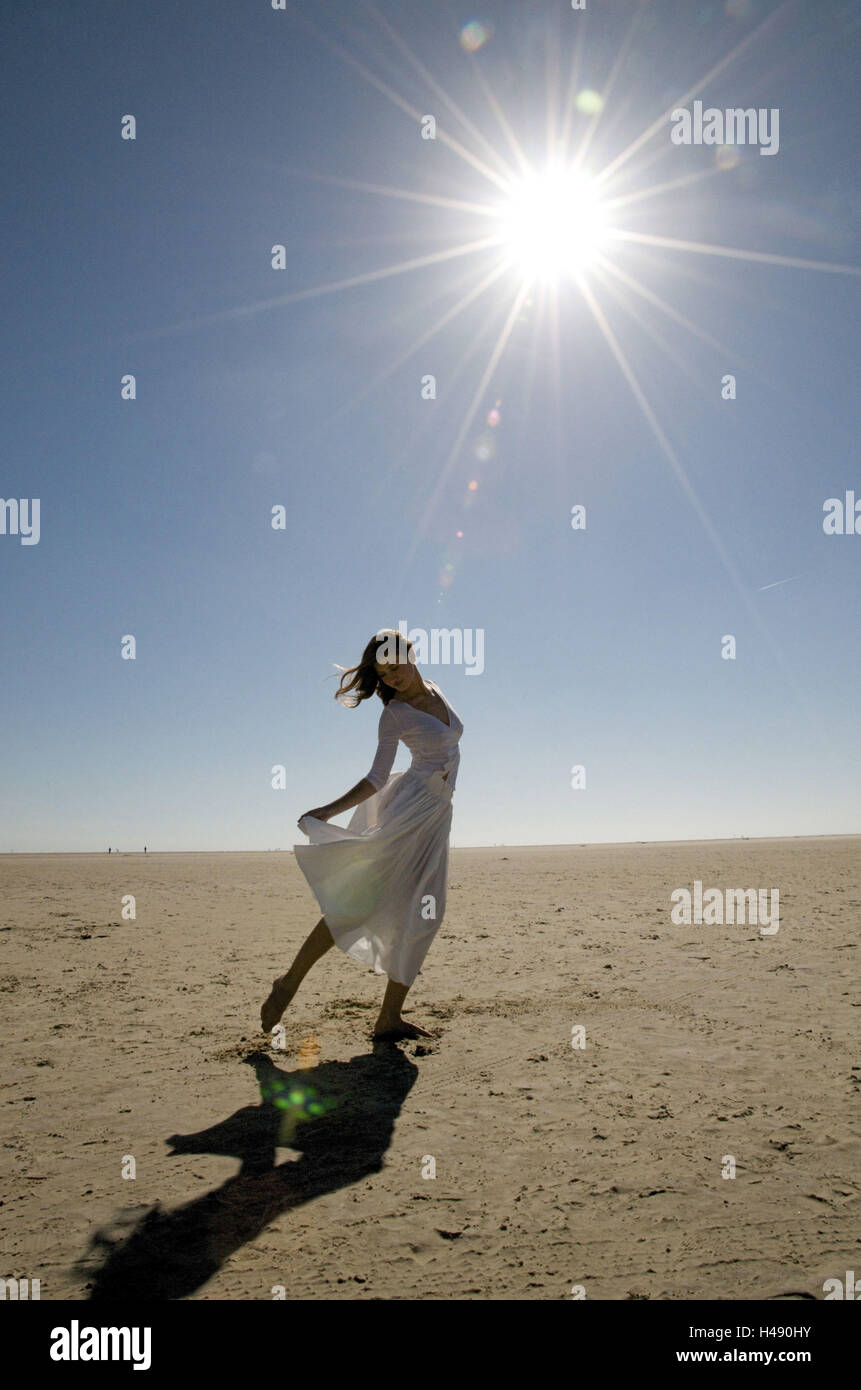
108,847 -> 111,854
261,629 -> 463,1042
144,845 -> 147,854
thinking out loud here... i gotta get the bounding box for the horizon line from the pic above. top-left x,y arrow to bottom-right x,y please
2,830 -> 859,856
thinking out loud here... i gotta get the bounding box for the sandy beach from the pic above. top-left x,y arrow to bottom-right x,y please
1,837 -> 857,1301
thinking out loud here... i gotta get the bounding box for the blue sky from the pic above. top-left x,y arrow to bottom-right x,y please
2,0 -> 860,850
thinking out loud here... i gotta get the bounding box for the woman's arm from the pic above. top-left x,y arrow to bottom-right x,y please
301,777 -> 377,824
300,705 -> 399,824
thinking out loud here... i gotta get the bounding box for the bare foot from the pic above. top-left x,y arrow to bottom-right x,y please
261,975 -> 296,1032
372,1017 -> 433,1041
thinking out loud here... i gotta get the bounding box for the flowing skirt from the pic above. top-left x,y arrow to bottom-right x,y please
294,768 -> 453,986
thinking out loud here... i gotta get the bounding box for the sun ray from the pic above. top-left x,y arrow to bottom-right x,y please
402,280 -> 533,571
578,273 -> 750,590
592,251 -> 749,363
366,280 -> 529,525
288,9 -> 515,194
545,16 -> 561,167
610,229 -> 861,277
467,53 -> 532,179
520,286 -> 548,431
593,0 -> 795,191
267,165 -> 502,219
601,238 -> 821,408
601,167 -> 719,213
366,1 -> 518,186
559,18 -> 587,159
435,277 -> 533,480
298,258 -> 512,437
591,262 -> 718,389
548,287 -> 564,459
117,236 -> 502,345
572,5 -> 646,173
575,276 -> 807,699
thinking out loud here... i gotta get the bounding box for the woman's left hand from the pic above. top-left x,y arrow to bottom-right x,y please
300,807 -> 331,824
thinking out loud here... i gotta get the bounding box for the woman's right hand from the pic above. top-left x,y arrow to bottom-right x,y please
300,807 -> 331,824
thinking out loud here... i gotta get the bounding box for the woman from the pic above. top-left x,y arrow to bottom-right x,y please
261,628 -> 463,1041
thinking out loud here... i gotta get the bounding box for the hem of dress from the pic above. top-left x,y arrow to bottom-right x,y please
329,927 -> 416,987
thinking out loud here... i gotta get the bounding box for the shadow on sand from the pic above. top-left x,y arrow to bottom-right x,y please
81,1044 -> 418,1300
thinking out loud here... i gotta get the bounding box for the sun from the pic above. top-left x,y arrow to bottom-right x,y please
495,165 -> 610,283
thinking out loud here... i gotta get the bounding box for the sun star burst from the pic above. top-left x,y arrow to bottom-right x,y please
496,166 -> 610,282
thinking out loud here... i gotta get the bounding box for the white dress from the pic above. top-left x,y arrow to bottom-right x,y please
295,680 -> 463,986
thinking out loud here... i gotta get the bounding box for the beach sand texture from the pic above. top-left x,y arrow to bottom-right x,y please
1,837 -> 857,1301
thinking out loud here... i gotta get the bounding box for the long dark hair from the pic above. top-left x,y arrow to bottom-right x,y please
335,629 -> 415,707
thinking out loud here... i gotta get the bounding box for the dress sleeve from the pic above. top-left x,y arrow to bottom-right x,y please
364,703 -> 399,791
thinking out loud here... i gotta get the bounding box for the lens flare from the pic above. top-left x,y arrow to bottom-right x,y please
575,89 -> 604,115
715,144 -> 741,171
298,1033 -> 321,1068
460,20 -> 493,53
259,1072 -> 339,1145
